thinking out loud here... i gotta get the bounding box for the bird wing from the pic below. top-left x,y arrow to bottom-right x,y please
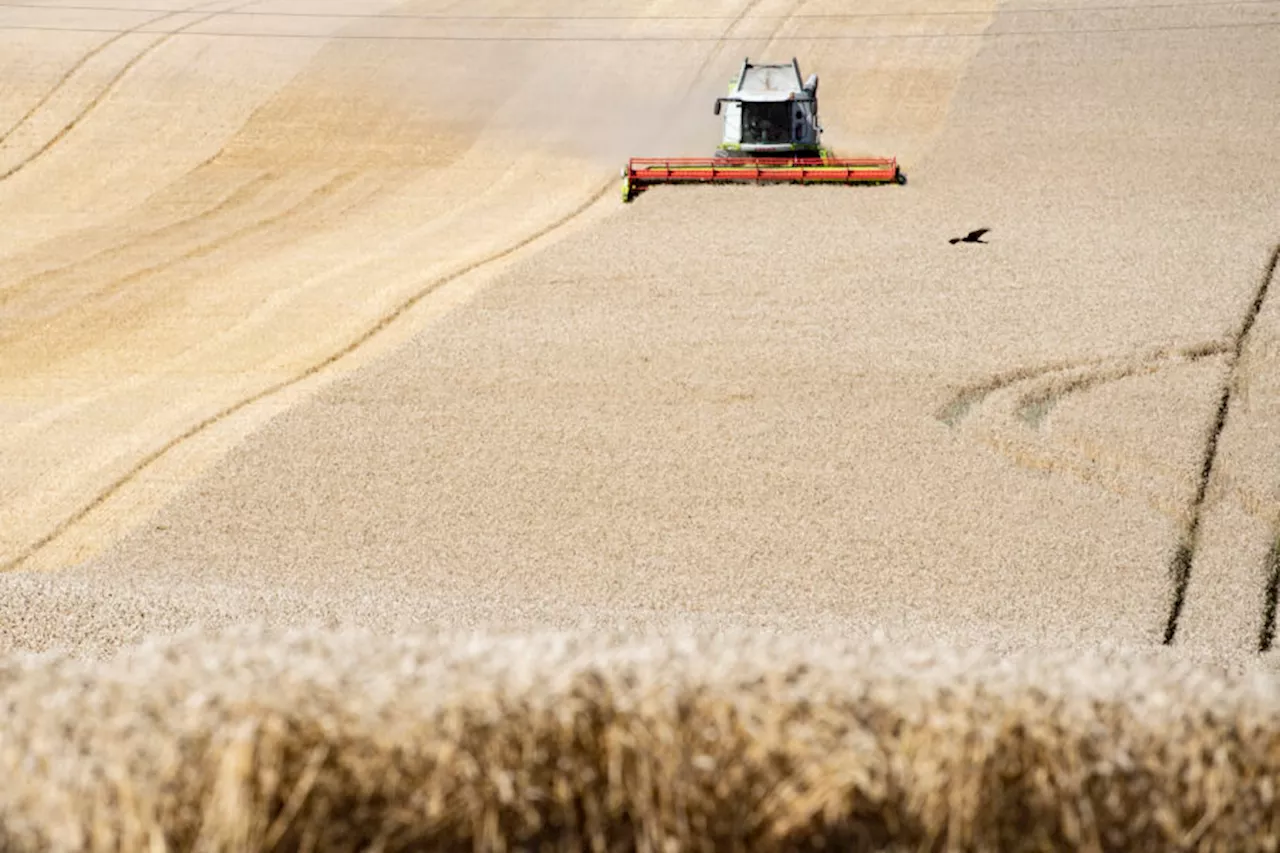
967,228 -> 990,240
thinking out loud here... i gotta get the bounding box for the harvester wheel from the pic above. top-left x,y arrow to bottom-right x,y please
895,170 -> 908,185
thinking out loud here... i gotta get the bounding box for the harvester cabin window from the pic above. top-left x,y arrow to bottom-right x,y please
741,102 -> 792,145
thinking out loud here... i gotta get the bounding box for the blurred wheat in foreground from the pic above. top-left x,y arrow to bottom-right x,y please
3,628 -> 1280,852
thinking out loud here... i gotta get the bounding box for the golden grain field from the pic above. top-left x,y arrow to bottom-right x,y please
1,0 -> 1279,849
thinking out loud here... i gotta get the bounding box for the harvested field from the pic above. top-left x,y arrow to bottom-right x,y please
2,0 -> 1280,848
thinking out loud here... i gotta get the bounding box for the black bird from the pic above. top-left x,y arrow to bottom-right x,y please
949,228 -> 990,245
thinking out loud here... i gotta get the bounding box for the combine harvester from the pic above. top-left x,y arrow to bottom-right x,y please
622,58 -> 904,202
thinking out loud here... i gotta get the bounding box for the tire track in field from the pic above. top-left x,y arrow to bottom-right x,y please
0,171 -> 356,351
1250,246 -> 1280,652
1164,244 -> 1279,646
0,0 -> 259,185
1257,539 -> 1280,651
0,179 -> 617,573
0,168 -> 384,481
99,171 -> 361,291
683,0 -> 770,91
1013,341 -> 1228,427
0,0 -> 218,146
0,0 -> 792,572
682,0 -> 803,96
0,168 -> 273,311
937,339 -> 1242,558
937,339 -> 1227,427
73,172 -> 359,308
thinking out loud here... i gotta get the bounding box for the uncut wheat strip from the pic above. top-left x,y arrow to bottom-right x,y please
3,628 -> 1280,852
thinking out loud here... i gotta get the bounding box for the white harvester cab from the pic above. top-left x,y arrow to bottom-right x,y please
713,57 -> 822,158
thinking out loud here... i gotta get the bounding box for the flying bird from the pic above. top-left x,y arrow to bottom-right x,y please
949,228 -> 990,245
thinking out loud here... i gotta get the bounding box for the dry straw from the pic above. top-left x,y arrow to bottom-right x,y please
2,627 -> 1279,852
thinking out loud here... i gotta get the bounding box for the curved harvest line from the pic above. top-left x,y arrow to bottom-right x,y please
0,4 -> 810,572
0,172 -> 356,349
936,340 -> 1227,427
0,1 -> 258,185
0,169 -> 274,308
2,170 -> 376,451
0,1 -> 216,146
0,179 -> 616,573
1012,341 -> 1230,426
93,172 -> 360,301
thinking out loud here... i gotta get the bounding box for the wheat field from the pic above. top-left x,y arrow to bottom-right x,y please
2,0 -> 1279,849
